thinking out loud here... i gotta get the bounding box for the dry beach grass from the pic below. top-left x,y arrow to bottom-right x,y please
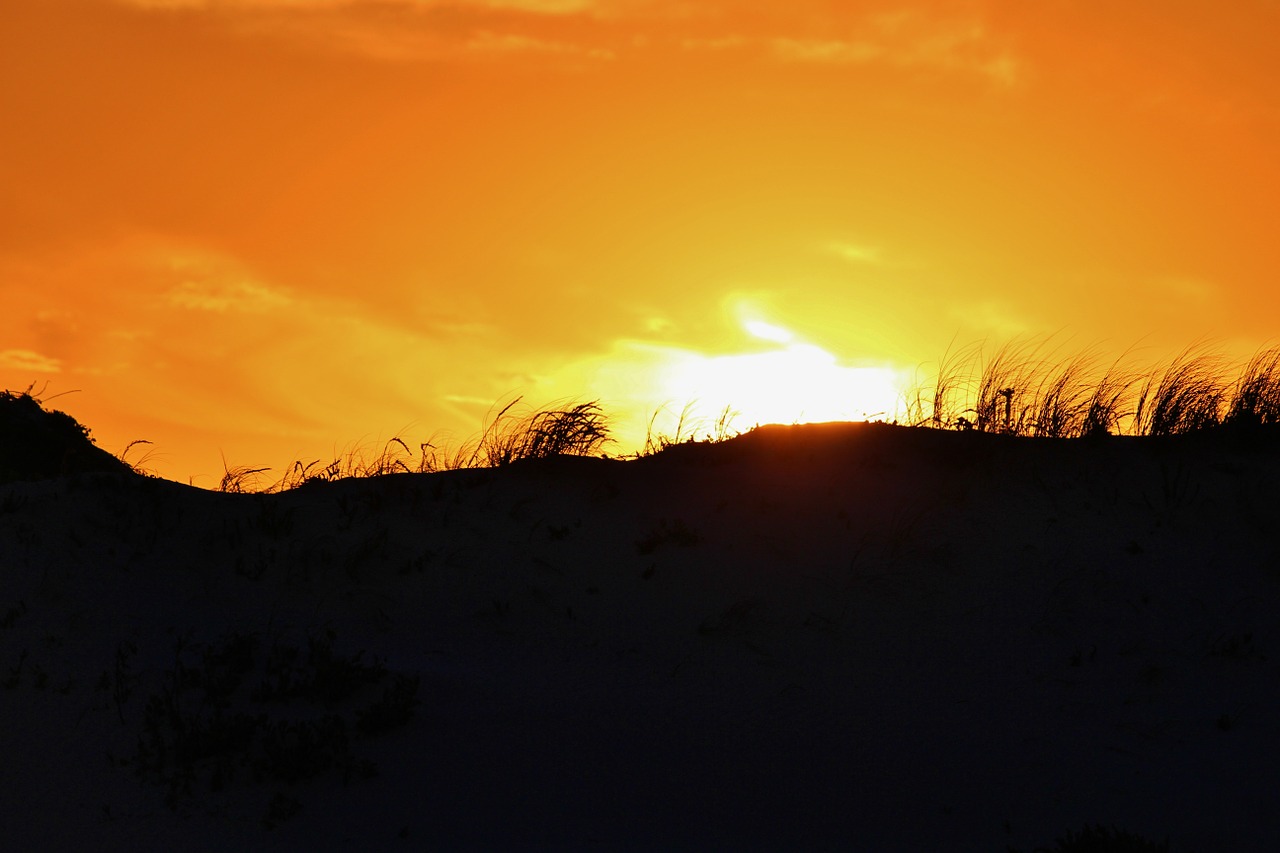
3,343 -> 1280,851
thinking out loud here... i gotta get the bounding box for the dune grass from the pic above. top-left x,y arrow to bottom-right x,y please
246,335 -> 1280,494
1225,346 -> 1280,428
410,397 -> 612,473
10,336 -> 1280,493
904,338 -> 1280,439
462,397 -> 612,468
640,402 -> 739,456
219,398 -> 744,493
210,397 -> 614,493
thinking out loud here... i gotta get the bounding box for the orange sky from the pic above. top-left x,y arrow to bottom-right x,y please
5,0 -> 1280,484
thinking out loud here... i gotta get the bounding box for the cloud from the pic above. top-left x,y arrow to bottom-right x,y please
157,250 -> 292,313
678,34 -> 748,51
119,0 -> 601,11
669,6 -> 1022,87
475,0 -> 596,10
771,38 -> 882,64
109,0 -> 1020,80
827,241 -> 883,265
120,0 -> 209,7
0,350 -> 62,374
112,0 -> 624,62
770,14 -> 1020,86
167,279 -> 292,312
950,299 -> 1033,339
465,29 -> 614,58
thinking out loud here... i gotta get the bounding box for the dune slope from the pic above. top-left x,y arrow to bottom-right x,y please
2,421 -> 1278,851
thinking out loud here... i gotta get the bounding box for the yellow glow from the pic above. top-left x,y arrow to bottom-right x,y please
8,2 -> 1280,483
743,319 -> 795,344
653,318 -> 904,432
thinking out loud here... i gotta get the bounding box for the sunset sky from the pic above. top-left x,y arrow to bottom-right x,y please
5,0 -> 1280,484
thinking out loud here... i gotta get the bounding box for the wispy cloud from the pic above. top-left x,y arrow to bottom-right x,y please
158,251 -> 291,313
114,0 -> 625,62
770,14 -> 1020,86
678,34 -> 748,52
110,0 -> 1018,78
951,299 -> 1033,339
465,30 -> 615,58
771,38 -> 882,64
167,279 -> 292,312
119,0 -> 602,12
827,241 -> 884,265
0,349 -> 62,374
672,6 -> 1021,86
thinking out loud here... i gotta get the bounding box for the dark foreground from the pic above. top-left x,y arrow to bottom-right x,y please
3,423 -> 1278,851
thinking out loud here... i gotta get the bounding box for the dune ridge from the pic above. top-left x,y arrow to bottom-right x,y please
3,399 -> 1278,850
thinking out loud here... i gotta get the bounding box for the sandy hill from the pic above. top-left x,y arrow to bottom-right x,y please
2,410 -> 1278,851
0,390 -> 133,482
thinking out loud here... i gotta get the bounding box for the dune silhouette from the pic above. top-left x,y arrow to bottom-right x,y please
2,393 -> 1277,851
0,390 -> 133,483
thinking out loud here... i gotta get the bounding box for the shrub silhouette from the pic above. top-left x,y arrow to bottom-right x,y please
128,629 -> 417,808
0,389 -> 132,483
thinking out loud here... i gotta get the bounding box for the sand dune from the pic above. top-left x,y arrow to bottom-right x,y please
3,419 -> 1278,851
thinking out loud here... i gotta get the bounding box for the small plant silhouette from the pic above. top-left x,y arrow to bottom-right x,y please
635,518 -> 701,554
125,628 -> 418,809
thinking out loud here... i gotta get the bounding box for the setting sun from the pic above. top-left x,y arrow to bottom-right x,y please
653,317 -> 904,433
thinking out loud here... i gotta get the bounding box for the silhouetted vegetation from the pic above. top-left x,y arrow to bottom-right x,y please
904,338 -> 1280,438
460,397 -> 612,467
640,402 -> 739,455
205,397 -> 614,493
118,627 -> 418,819
8,337 -> 1280,494
0,386 -> 133,483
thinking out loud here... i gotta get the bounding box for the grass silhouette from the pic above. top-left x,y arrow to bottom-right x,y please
8,336 -> 1280,492
459,396 -> 612,468
204,397 -> 612,493
1225,346 -> 1280,428
210,335 -> 1280,495
640,401 -> 739,455
904,337 -> 1280,438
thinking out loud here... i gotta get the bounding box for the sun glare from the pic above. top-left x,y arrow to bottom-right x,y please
743,319 -> 795,344
655,317 -> 904,432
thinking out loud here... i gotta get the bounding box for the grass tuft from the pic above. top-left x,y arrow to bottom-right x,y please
905,337 -> 1280,438
475,398 -> 612,467
1224,345 -> 1280,429
218,455 -> 271,494
1030,350 -> 1098,438
1080,354 -> 1141,438
974,338 -> 1049,434
903,337 -> 983,429
118,439 -> 159,476
1133,344 -> 1228,436
639,402 -> 741,457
